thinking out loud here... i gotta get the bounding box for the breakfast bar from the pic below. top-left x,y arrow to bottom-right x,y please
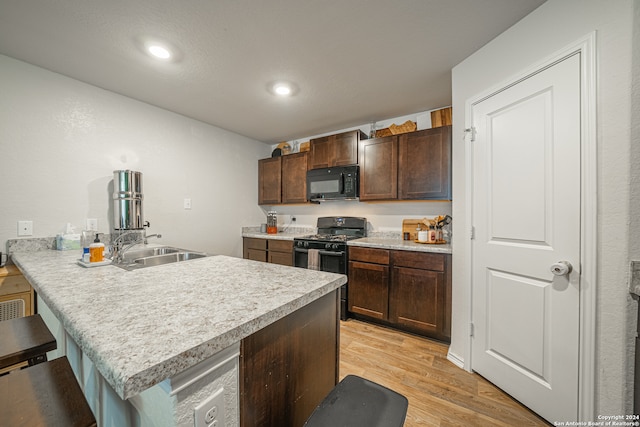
11,249 -> 346,427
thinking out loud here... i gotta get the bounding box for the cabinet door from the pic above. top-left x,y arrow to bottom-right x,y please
258,157 -> 282,205
268,251 -> 293,266
398,126 -> 451,199
348,261 -> 389,320
390,266 -> 445,336
309,136 -> 332,169
243,238 -> 267,262
281,152 -> 308,203
332,131 -> 359,166
358,136 -> 398,201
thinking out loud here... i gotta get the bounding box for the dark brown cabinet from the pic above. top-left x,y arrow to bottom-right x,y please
358,126 -> 452,201
267,239 -> 294,266
358,136 -> 398,201
309,130 -> 365,169
398,126 -> 452,200
259,153 -> 308,205
243,237 -> 293,267
281,152 -> 308,203
347,246 -> 451,341
348,247 -> 390,320
258,157 -> 282,205
241,291 -> 339,427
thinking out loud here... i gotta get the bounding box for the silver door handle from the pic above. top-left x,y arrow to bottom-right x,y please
550,261 -> 572,276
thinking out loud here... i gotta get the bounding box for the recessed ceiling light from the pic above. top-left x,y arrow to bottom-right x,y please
147,44 -> 171,60
270,81 -> 300,97
273,83 -> 292,96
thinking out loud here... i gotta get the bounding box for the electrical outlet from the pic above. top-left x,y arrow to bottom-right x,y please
194,387 -> 224,427
17,221 -> 33,236
86,218 -> 98,231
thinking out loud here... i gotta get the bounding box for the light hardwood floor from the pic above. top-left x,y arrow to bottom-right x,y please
339,319 -> 551,426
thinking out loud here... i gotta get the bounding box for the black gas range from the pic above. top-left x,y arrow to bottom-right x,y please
294,217 -> 367,320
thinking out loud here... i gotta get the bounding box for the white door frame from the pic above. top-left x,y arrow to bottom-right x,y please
463,32 -> 597,421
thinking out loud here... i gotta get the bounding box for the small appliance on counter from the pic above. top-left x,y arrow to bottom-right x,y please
294,216 -> 367,320
113,170 -> 144,231
266,211 -> 278,234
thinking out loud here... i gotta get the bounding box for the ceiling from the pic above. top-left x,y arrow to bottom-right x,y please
0,0 -> 545,144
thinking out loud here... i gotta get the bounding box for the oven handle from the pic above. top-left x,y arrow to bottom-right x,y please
293,248 -> 345,257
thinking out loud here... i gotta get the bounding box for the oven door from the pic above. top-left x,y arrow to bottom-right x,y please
293,247 -> 346,274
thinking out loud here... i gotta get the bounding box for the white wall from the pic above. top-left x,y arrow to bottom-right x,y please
0,55 -> 270,257
451,0 -> 636,418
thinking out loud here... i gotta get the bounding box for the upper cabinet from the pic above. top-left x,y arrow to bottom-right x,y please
398,126 -> 452,200
359,135 -> 398,201
281,152 -> 308,203
258,152 -> 308,205
359,125 -> 452,202
258,157 -> 282,205
309,130 -> 366,169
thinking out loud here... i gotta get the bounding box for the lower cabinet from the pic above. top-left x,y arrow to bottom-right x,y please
348,246 -> 451,341
243,237 -> 293,267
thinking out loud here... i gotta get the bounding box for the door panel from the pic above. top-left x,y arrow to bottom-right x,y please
471,53 -> 581,423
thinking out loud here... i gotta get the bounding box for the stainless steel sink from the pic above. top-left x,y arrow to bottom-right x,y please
120,246 -> 181,261
133,252 -> 207,267
113,246 -> 210,270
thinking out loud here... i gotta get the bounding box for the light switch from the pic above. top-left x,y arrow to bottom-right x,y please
86,218 -> 98,231
18,221 -> 33,236
184,198 -> 192,210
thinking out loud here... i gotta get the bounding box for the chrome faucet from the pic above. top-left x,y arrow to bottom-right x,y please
111,231 -> 162,263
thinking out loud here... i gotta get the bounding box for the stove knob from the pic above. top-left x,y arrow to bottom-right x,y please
304,241 -> 309,248
333,244 -> 340,250
325,243 -> 331,250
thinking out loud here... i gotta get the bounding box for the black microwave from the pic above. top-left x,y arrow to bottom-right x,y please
307,165 -> 359,202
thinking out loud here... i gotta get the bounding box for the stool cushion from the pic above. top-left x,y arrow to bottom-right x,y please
0,356 -> 96,427
304,375 -> 408,427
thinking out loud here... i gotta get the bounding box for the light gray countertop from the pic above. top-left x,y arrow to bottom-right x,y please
12,250 -> 346,400
348,237 -> 452,254
242,229 -> 452,254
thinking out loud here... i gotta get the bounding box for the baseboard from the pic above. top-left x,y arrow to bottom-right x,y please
447,349 -> 465,369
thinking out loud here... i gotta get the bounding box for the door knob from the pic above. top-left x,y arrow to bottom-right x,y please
550,261 -> 572,276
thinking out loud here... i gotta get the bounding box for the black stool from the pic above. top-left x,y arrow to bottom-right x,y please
0,356 -> 97,426
304,375 -> 409,427
0,314 -> 56,371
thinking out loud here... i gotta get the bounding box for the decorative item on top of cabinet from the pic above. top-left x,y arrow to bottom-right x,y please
398,125 -> 452,200
309,130 -> 366,169
430,107 -> 452,128
259,152 -> 309,205
358,135 -> 398,201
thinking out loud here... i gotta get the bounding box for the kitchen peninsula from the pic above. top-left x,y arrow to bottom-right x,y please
11,249 -> 345,427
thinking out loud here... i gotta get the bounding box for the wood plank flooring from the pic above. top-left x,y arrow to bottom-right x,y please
339,319 -> 551,427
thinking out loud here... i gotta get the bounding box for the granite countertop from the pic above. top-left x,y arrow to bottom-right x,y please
241,226 -> 452,254
348,237 -> 452,254
12,250 -> 346,400
242,231 -> 309,240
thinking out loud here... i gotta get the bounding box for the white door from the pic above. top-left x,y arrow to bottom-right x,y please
471,53 -> 581,423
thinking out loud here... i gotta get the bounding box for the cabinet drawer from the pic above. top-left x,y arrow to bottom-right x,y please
244,237 -> 267,250
348,247 -> 389,264
393,251 -> 445,271
268,240 -> 293,253
0,270 -> 31,296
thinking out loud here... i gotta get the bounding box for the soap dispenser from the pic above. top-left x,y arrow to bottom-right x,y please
89,234 -> 105,263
